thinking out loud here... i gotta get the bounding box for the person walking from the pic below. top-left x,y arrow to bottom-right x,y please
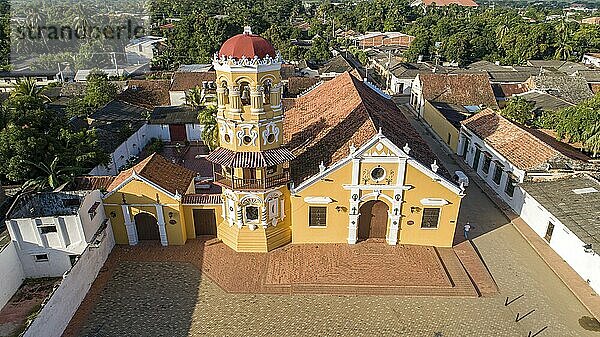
464,222 -> 472,240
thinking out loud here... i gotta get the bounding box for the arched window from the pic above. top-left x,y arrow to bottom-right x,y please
263,80 -> 272,105
240,82 -> 251,106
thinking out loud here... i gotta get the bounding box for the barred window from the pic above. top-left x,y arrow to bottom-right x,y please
493,164 -> 503,185
245,206 -> 259,221
309,207 -> 327,227
505,174 -> 516,197
482,155 -> 492,174
421,208 -> 440,229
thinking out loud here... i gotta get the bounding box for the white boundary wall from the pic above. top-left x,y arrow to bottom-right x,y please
0,241 -> 24,309
90,123 -> 170,175
22,224 -> 115,337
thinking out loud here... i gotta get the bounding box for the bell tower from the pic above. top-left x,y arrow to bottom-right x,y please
207,27 -> 294,252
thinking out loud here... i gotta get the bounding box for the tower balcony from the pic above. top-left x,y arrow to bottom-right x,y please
214,170 -> 290,191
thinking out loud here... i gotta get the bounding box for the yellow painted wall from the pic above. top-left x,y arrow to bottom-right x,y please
422,100 -> 460,152
400,163 -> 461,247
290,161 -> 353,244
103,179 -> 188,245
290,140 -> 462,247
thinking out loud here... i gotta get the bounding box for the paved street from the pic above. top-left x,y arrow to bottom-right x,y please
66,101 -> 598,337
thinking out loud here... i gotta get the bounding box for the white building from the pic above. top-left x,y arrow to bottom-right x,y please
125,36 -> 166,65
582,53 -> 600,68
519,174 -> 600,293
459,108 -> 600,293
5,190 -> 109,277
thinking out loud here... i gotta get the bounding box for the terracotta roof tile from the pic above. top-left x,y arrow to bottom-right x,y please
284,72 -> 447,183
107,153 -> 196,195
170,71 -> 217,92
419,73 -> 498,108
461,109 -> 588,171
285,76 -> 320,97
73,176 -> 115,191
117,80 -> 171,109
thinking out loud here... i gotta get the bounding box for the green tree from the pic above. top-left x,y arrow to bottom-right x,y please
197,105 -> 219,150
23,156 -> 81,191
500,97 -> 536,125
545,94 -> 600,157
66,71 -> 117,117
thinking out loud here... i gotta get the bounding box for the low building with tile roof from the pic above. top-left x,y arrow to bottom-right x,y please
410,73 -> 498,151
458,108 -> 593,213
518,173 -> 600,294
525,74 -> 594,104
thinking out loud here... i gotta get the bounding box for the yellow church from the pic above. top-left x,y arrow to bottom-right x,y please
100,28 -> 465,252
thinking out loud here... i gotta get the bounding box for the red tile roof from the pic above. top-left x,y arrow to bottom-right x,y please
117,80 -> 171,109
73,176 -> 115,191
170,71 -> 216,92
284,72 -> 447,183
461,109 -> 588,171
419,73 -> 498,108
107,153 -> 196,195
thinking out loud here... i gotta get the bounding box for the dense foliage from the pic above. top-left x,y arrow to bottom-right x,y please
544,94 -> 600,157
146,0 -> 600,68
0,78 -> 109,185
66,72 -> 117,117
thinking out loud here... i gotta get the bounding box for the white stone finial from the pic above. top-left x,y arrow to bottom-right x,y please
403,143 -> 411,155
319,161 -> 326,173
431,160 -> 439,173
243,26 -> 252,35
378,127 -> 383,136
349,143 -> 356,154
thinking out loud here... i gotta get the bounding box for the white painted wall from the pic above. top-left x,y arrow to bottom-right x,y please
6,192 -> 106,278
22,224 -> 115,337
457,128 -> 526,212
520,191 -> 600,293
90,124 -> 171,175
390,75 -> 413,95
186,124 -> 203,141
0,241 -> 24,309
169,91 -> 186,106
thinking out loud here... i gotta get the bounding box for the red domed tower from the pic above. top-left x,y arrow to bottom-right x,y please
207,27 -> 294,252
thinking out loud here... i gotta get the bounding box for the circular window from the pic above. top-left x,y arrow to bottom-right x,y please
371,167 -> 385,181
224,134 -> 231,143
267,134 -> 275,143
243,135 -> 252,145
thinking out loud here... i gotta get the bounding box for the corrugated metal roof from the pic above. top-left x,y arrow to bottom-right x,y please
207,147 -> 295,168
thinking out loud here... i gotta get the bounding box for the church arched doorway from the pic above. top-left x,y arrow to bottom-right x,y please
135,212 -> 160,241
358,200 -> 389,241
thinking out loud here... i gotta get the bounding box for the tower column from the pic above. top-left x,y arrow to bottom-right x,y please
229,86 -> 241,112
270,84 -> 281,110
250,85 -> 264,113
217,86 -> 227,111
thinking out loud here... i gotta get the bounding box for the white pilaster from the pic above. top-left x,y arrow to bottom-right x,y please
155,204 -> 168,246
348,187 -> 360,244
122,205 -> 138,245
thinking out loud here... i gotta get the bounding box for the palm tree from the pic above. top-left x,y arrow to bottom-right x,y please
554,19 -> 573,61
187,86 -> 205,109
197,105 -> 219,150
23,157 -> 81,191
11,78 -> 50,102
